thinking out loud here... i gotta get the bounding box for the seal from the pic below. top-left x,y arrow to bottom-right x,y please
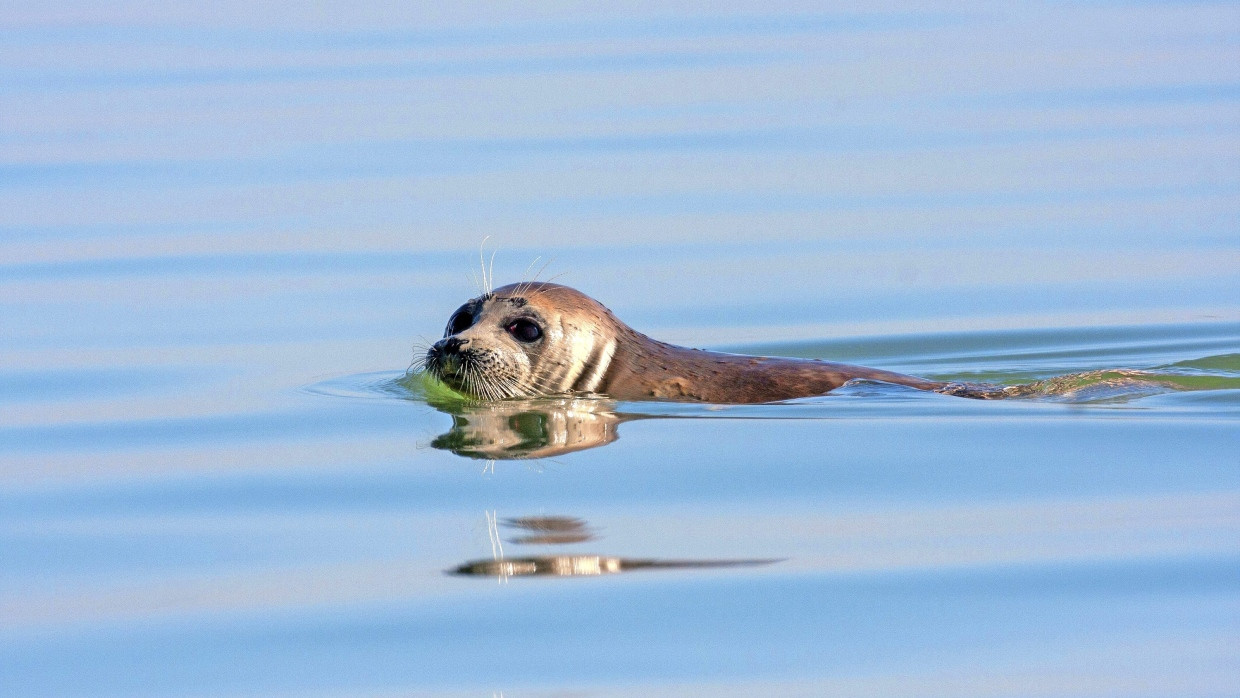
423,281 -> 955,403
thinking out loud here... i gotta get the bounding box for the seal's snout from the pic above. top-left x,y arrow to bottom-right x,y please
428,336 -> 468,360
427,336 -> 471,379
440,336 -> 469,354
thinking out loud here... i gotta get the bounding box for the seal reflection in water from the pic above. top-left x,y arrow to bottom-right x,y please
427,395 -> 629,460
424,281 -> 967,404
452,555 -> 777,578
450,514 -> 779,580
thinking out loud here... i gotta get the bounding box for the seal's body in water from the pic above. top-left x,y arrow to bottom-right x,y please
424,282 -> 961,403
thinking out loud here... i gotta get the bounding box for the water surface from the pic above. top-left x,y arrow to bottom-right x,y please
2,2 -> 1238,696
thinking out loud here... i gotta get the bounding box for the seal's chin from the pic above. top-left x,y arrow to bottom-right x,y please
435,354 -> 462,377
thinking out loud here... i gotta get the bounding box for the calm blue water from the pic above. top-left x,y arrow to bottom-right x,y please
2,3 -> 1238,696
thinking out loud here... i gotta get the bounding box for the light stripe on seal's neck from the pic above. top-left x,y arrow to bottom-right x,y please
573,337 -> 617,394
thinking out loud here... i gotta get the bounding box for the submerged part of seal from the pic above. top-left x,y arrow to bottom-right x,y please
423,282 -> 953,404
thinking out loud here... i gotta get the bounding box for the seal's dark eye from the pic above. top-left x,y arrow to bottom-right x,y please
447,311 -> 472,336
506,319 -> 542,343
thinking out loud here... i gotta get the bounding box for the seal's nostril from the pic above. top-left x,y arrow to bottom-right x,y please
442,337 -> 469,353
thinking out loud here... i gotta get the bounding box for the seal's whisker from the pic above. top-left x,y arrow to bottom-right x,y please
516,360 -> 562,397
541,271 -> 568,286
487,250 -> 498,297
532,257 -> 554,283
478,238 -> 488,295
408,336 -> 438,375
501,371 -> 534,398
495,369 -> 524,399
492,380 -> 512,400
460,363 -> 478,399
491,373 -> 511,400
514,258 -> 556,298
470,365 -> 485,399
474,363 -> 502,402
521,283 -> 555,304
477,236 -> 497,296
480,369 -> 499,401
520,256 -> 542,284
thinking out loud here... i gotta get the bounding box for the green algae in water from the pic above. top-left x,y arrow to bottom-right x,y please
399,370 -> 471,402
1166,353 -> 1240,374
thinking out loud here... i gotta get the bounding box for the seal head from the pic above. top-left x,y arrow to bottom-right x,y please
424,283 -> 623,400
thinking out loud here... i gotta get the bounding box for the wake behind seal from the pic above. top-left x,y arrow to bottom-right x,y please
420,281 -> 1001,403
